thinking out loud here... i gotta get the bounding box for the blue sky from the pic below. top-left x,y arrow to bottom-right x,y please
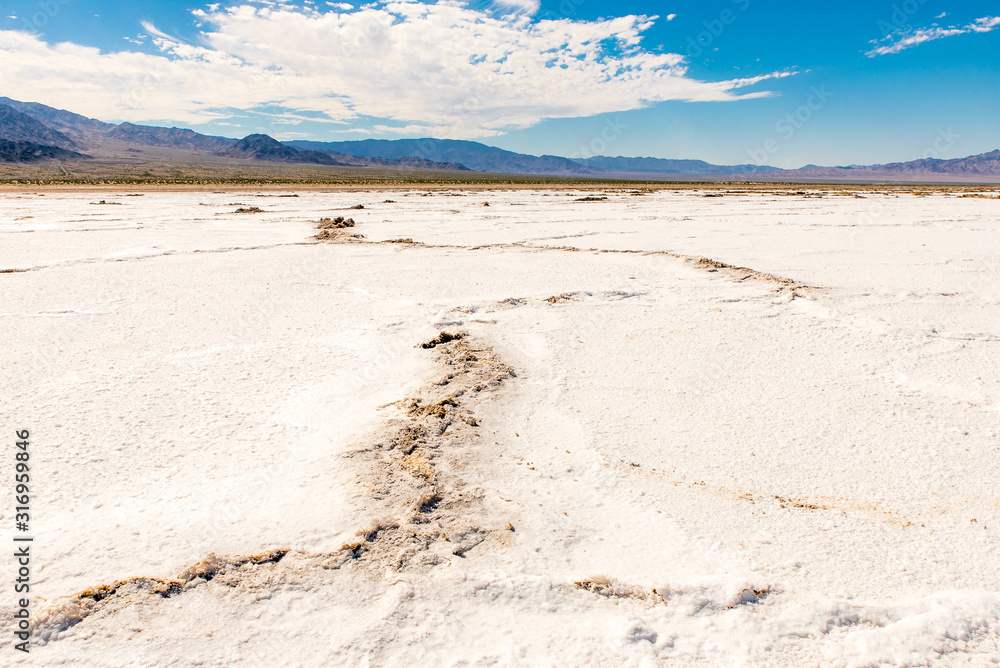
1,0 -> 998,167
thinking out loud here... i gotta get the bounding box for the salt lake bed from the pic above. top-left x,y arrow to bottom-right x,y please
1,187 -> 998,666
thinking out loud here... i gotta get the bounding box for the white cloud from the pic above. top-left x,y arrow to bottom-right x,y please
0,2 -> 793,138
139,20 -> 186,44
666,14 -> 677,21
270,131 -> 316,139
491,0 -> 540,14
972,15 -> 1000,31
867,15 -> 1000,56
372,123 -> 454,135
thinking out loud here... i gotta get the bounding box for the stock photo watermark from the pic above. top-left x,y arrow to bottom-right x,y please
856,127 -> 960,225
569,117 -> 628,161
17,0 -> 73,31
685,0 -> 752,59
875,0 -> 932,38
12,429 -> 32,654
748,85 -> 833,166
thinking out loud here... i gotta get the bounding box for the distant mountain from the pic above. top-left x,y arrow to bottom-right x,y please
0,98 -> 241,152
287,139 -> 787,177
0,96 -> 113,140
775,149 -> 1000,182
866,150 -> 1000,176
222,134 -> 472,170
577,155 -> 783,176
216,133 -> 346,164
359,155 -> 471,171
0,104 -> 77,148
108,122 -> 237,152
287,138 -> 594,175
0,138 -> 85,162
1,96 -> 998,182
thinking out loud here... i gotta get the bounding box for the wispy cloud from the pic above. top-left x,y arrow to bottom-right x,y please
0,2 -> 793,138
867,15 -> 1000,57
492,0 -> 540,15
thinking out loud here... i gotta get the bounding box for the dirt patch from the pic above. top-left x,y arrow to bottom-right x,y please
574,577 -> 657,601
575,196 -> 608,202
317,216 -> 355,229
716,483 -> 915,527
326,333 -> 515,572
304,218 -> 813,291
315,216 -> 365,241
32,550 -> 289,638
30,334 -> 517,640
329,230 -> 812,291
772,495 -> 827,511
317,229 -> 365,240
420,331 -> 465,349
687,256 -> 808,289
575,577 -> 771,609
234,206 -> 263,214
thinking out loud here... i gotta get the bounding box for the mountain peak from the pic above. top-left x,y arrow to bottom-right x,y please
0,103 -> 77,148
107,122 -> 236,151
235,134 -> 285,150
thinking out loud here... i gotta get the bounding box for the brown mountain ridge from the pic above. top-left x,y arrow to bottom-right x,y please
0,96 -> 998,183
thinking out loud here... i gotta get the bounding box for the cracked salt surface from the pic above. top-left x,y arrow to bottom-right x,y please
1,188 -> 998,666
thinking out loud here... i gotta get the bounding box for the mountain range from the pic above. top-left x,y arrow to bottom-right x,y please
847,150 -> 1000,176
221,134 -> 470,171
1,96 -> 998,182
0,104 -> 77,149
574,155 -> 781,176
287,139 -> 594,175
0,98 -> 472,173
0,138 -> 84,162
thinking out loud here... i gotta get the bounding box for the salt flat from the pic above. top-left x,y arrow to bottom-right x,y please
1,188 -> 998,666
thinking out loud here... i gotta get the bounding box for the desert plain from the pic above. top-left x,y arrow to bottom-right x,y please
1,185 -> 998,666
